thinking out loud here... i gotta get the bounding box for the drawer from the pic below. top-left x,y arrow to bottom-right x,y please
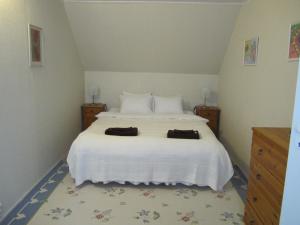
247,182 -> 280,225
244,203 -> 264,225
207,122 -> 217,133
206,116 -> 217,123
198,110 -> 218,118
252,136 -> 287,183
207,119 -> 217,127
84,111 -> 98,119
249,160 -> 283,209
83,117 -> 97,129
83,107 -> 103,114
84,114 -> 97,121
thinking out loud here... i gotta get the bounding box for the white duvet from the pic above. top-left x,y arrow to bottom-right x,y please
67,112 -> 233,191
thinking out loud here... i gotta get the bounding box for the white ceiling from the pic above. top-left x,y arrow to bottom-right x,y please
64,1 -> 242,74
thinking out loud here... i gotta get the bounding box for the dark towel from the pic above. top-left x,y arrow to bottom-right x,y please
105,127 -> 138,136
167,129 -> 200,139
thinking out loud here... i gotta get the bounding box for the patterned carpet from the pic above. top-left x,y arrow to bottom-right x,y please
2,161 -> 246,225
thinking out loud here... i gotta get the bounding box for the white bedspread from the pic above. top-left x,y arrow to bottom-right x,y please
67,112 -> 233,191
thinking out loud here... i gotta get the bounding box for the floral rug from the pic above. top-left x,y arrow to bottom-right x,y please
27,175 -> 244,225
2,161 -> 246,225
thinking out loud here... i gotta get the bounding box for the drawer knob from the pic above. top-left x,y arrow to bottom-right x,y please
256,174 -> 262,180
253,197 -> 258,202
258,149 -> 263,155
250,220 -> 255,225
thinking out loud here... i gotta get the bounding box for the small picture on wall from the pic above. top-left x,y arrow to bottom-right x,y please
288,22 -> 300,61
244,37 -> 259,65
28,24 -> 43,66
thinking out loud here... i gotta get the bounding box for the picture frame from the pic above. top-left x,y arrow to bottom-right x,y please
288,22 -> 300,61
243,37 -> 259,65
28,24 -> 43,67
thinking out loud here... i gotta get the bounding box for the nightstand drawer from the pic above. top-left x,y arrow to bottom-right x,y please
206,116 -> 217,124
84,111 -> 100,118
198,110 -> 217,118
84,114 -> 97,121
207,121 -> 217,130
83,107 -> 102,114
83,117 -> 97,129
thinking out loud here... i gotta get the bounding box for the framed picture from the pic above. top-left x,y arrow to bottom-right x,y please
243,37 -> 259,65
288,22 -> 300,61
28,24 -> 43,66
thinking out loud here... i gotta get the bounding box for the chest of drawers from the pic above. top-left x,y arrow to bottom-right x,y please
244,127 -> 290,225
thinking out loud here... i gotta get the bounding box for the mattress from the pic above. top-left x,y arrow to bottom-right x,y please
67,112 -> 234,191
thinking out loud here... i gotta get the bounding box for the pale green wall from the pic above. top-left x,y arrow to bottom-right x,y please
219,0 -> 300,175
0,0 -> 84,218
64,2 -> 240,74
85,71 -> 219,110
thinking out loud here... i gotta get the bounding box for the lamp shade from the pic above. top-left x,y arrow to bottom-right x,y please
202,87 -> 211,97
202,87 -> 211,106
89,86 -> 100,97
89,86 -> 100,104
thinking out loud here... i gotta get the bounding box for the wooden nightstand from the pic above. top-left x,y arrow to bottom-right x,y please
81,103 -> 107,130
194,106 -> 220,138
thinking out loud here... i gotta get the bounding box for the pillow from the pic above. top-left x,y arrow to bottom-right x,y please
120,94 -> 153,114
153,96 -> 183,114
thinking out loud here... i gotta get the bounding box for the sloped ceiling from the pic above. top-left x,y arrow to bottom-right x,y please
64,1 -> 243,74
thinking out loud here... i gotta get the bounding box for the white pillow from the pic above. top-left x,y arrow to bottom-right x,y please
120,94 -> 153,114
153,96 -> 184,114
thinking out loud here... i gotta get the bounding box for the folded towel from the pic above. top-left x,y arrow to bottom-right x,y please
167,129 -> 200,139
105,127 -> 138,136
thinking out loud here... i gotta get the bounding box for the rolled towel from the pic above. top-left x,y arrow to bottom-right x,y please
167,129 -> 200,139
105,127 -> 138,136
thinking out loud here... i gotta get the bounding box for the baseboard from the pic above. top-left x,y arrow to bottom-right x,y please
0,157 -> 65,223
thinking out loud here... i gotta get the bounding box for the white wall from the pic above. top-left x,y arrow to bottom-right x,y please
64,2 -> 240,74
85,71 -> 219,110
218,0 -> 300,175
0,0 -> 84,219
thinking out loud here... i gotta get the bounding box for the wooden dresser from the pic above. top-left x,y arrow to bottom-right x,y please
81,103 -> 107,130
194,106 -> 220,138
244,127 -> 290,225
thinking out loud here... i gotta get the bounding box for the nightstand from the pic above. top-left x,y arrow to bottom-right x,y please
194,106 -> 220,138
81,103 -> 107,130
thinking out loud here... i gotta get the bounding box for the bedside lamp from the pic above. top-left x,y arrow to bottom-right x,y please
202,87 -> 211,107
89,86 -> 100,104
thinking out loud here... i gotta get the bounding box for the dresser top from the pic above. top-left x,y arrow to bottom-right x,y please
252,127 -> 291,150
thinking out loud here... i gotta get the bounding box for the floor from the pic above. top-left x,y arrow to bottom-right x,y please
2,161 -> 247,225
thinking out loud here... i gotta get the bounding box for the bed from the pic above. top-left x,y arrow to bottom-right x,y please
67,110 -> 233,191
